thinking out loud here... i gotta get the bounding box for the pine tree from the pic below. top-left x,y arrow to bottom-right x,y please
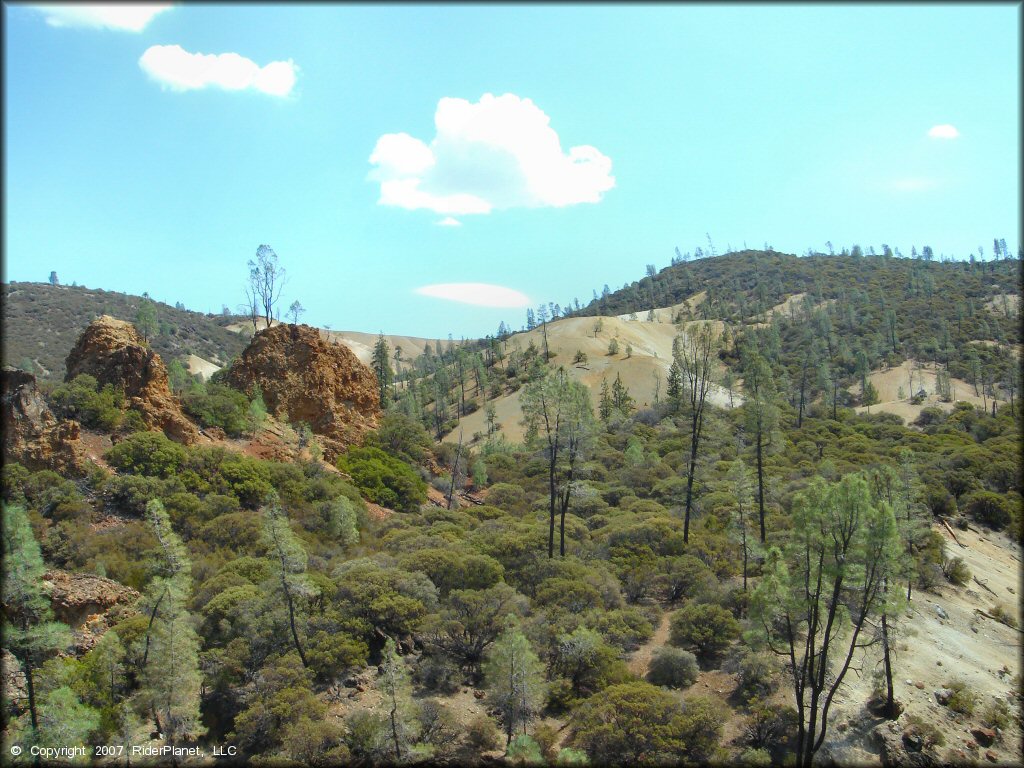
598,378 -> 612,422
372,334 -> 394,405
263,503 -> 312,668
136,500 -> 203,743
2,504 -> 72,752
610,373 -> 634,416
379,638 -> 416,760
750,475 -> 902,767
483,621 -> 547,746
136,298 -> 158,343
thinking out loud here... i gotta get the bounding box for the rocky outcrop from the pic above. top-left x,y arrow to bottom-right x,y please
43,569 -> 140,653
225,323 -> 380,460
64,315 -> 200,444
870,721 -> 938,768
2,366 -> 88,474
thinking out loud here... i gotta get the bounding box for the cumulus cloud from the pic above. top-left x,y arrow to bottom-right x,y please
415,283 -> 530,308
436,217 -> 462,227
369,93 -> 614,216
139,45 -> 297,97
32,3 -> 172,32
927,124 -> 960,139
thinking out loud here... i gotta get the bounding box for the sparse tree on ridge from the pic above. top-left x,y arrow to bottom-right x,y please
136,297 -> 158,343
372,334 -> 394,405
286,300 -> 305,325
247,245 -> 287,328
48,271 -> 59,286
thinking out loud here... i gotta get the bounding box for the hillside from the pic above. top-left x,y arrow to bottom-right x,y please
1,282 -> 248,381
2,253 -> 1021,768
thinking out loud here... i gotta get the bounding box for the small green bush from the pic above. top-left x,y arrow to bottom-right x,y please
105,431 -> 186,477
50,374 -> 125,431
647,647 -> 698,689
981,698 -> 1011,731
903,713 -> 945,748
989,603 -> 1019,629
465,714 -> 500,752
669,603 -> 741,658
945,679 -> 977,715
506,734 -> 542,763
942,555 -> 971,586
181,382 -> 252,437
337,446 -> 427,513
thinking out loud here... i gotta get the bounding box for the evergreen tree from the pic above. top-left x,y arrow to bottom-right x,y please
598,377 -> 613,422
2,504 -> 72,752
674,323 -> 718,543
372,334 -> 394,405
379,638 -> 415,760
136,298 -> 158,343
742,350 -> 779,543
483,621 -> 547,746
610,373 -> 634,416
137,500 -> 203,743
749,475 -> 902,767
263,503 -> 312,668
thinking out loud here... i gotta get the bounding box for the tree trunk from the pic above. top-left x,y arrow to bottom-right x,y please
756,430 -> 766,543
881,611 -> 897,718
283,575 -> 308,668
548,454 -> 557,559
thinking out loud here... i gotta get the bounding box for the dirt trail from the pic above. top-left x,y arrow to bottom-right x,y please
628,610 -> 672,679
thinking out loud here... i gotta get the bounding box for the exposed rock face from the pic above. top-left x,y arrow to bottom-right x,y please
43,569 -> 140,653
64,315 -> 200,444
2,366 -> 88,474
225,323 -> 380,460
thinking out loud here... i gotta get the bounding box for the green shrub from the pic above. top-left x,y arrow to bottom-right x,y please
669,603 -> 741,658
105,431 -> 186,477
50,374 -> 125,431
506,734 -> 543,763
181,382 -> 252,437
981,698 -> 1011,730
736,651 -> 778,703
571,682 -> 724,764
465,714 -> 500,752
962,491 -> 1014,530
902,713 -> 945,749
945,679 -> 976,715
989,603 -> 1019,629
647,647 -> 698,689
556,747 -> 589,765
337,446 -> 427,513
942,555 -> 971,586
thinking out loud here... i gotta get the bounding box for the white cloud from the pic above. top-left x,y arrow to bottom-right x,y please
369,93 -> 614,216
139,45 -> 297,97
927,124 -> 960,139
436,217 -> 462,227
890,177 -> 937,192
32,4 -> 172,32
415,283 -> 530,308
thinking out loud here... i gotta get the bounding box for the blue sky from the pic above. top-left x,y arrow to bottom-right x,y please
4,3 -> 1020,339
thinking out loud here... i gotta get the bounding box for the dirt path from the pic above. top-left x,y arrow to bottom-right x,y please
628,609 -> 672,679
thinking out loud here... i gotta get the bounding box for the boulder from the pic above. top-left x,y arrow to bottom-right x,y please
2,367 -> 88,474
971,728 -> 996,747
224,324 -> 380,461
64,316 -> 200,444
